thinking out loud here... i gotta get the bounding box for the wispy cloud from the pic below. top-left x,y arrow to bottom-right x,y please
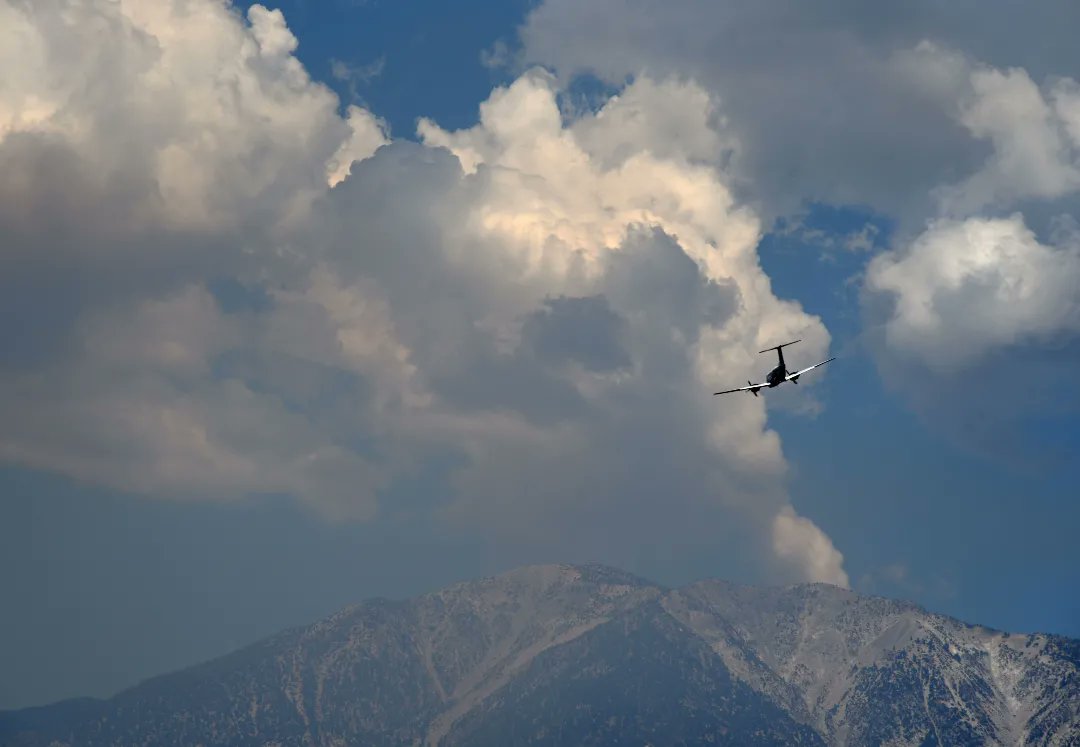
330,56 -> 387,104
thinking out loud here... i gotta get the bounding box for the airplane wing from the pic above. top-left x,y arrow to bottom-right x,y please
713,381 -> 769,395
785,357 -> 836,380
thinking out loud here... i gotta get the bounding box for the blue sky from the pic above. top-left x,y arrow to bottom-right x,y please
2,0 -> 1079,711
264,0 -> 532,133
758,210 -> 1080,639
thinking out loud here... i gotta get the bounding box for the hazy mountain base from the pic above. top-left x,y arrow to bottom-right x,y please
1,564 -> 1077,746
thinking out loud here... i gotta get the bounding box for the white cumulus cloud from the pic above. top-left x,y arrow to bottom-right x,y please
772,507 -> 850,588
896,42 -> 1080,215
866,215 -> 1080,372
0,1 -> 845,585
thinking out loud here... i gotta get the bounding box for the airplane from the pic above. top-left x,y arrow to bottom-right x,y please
713,340 -> 835,397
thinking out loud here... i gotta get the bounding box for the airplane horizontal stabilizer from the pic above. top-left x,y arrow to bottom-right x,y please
758,339 -> 801,354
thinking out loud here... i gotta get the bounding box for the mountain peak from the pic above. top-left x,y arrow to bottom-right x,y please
2,563 -> 1076,746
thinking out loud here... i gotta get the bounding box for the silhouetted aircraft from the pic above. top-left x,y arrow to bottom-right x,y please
713,340 -> 834,397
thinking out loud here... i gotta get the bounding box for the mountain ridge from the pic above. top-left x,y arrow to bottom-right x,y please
2,563 -> 1077,746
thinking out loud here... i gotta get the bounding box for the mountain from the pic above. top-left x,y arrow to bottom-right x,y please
1,564 -> 1076,746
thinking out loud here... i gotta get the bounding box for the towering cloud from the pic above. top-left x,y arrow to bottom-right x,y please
0,2 -> 846,585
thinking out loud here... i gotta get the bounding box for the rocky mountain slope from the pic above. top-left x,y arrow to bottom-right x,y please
1,564 -> 1076,746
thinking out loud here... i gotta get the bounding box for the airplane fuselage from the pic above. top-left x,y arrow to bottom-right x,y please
766,365 -> 786,386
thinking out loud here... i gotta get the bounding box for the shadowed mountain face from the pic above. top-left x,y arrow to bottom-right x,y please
1,564 -> 1076,746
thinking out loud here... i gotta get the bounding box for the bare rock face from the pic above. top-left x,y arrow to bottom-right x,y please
1,564 -> 1076,746
668,580 -> 1080,746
